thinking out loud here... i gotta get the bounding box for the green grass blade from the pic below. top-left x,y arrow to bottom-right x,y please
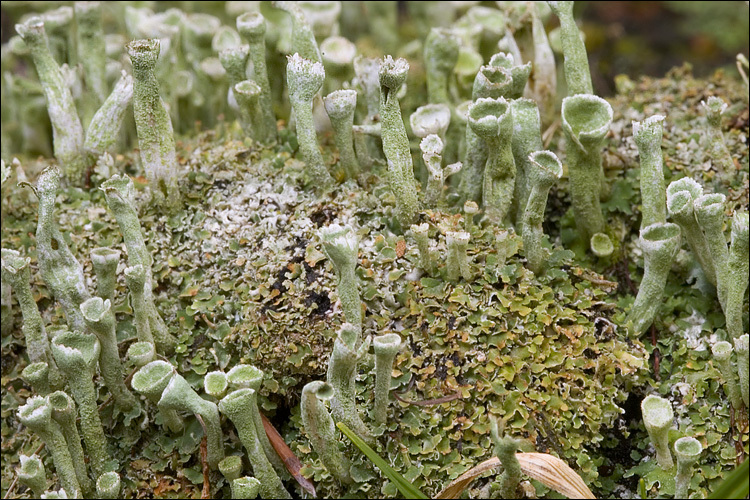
708,459 -> 749,499
337,422 -> 428,499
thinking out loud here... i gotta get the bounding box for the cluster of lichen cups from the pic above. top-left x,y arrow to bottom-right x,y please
2,0 -> 748,498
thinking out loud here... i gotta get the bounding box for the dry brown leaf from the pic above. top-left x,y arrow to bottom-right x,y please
261,413 -> 317,497
437,453 -> 595,499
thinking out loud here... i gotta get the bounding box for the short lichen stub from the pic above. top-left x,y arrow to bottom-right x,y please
1,2 -> 748,500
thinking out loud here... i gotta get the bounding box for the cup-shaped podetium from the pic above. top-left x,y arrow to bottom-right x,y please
17,455 -> 46,499
204,371 -> 229,399
561,94 -> 614,254
641,395 -> 674,470
131,360 -> 183,433
633,115 -> 667,229
666,178 -> 715,286
324,89 -> 359,179
673,437 -> 702,499
468,97 -> 515,224
627,223 -> 681,335
127,341 -> 155,367
726,211 -> 749,340
90,247 -> 120,303
287,53 -> 333,189
372,334 -> 402,426
694,193 -> 729,308
50,330 -> 110,479
301,381 -> 351,484
47,391 -> 93,496
410,104 -> 451,139
96,471 -> 120,499
423,27 -> 460,104
319,224 -> 361,330
712,341 -> 743,410
522,151 -> 563,274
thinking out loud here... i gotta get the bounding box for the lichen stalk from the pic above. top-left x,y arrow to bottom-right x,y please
48,391 -> 93,497
372,333 -> 401,426
561,94 -> 613,252
522,151 -> 563,274
287,53 -> 334,190
319,224 -> 362,330
712,341 -> 743,411
423,28 -> 460,104
301,381 -> 351,484
725,211 -> 748,339
666,178 -> 716,286
15,17 -> 85,184
694,193 -> 729,309
420,135 -> 461,207
131,361 -> 184,433
410,223 -> 436,276
490,417 -> 521,499
234,80 -> 264,139
468,97 -> 515,224
530,3 -> 557,125
735,335 -> 749,408
22,362 -> 52,396
74,2 -> 108,111
126,39 -> 180,208
233,477 -> 262,500
510,98 -> 544,224
50,330 -> 110,479
702,96 -> 734,174
548,1 -> 593,96
80,297 -> 140,415
219,456 -> 243,498
380,56 -> 420,229
101,175 -> 176,354
35,166 -> 91,332
273,1 -> 322,63
219,388 -> 291,498
83,71 -> 133,165
17,455 -> 47,499
158,373 -> 225,469
641,394 -> 674,470
324,89 -> 359,179
1,249 -> 60,383
446,231 -> 472,282
17,397 -> 81,499
633,115 -> 667,229
90,247 -> 120,304
674,437 -> 702,499
627,223 -> 681,335
327,323 -> 373,444
124,265 -> 155,346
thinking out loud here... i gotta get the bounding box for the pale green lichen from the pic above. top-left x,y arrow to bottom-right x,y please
641,395 -> 674,470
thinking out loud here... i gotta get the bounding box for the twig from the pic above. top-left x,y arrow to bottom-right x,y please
3,476 -> 18,499
650,325 -> 660,381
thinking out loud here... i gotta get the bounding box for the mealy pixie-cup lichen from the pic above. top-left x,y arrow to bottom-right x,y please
641,394 -> 674,470
324,89 -> 359,180
17,455 -> 47,499
47,390 -> 92,497
372,333 -> 402,426
17,397 -> 81,499
301,380 -> 352,484
319,224 -> 362,330
712,341 -> 743,411
522,151 -> 563,274
131,360 -> 184,434
633,115 -> 667,229
673,437 -> 702,500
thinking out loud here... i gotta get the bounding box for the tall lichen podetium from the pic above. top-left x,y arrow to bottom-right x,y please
50,330 -> 110,480
80,297 -> 141,416
83,71 -> 134,168
126,39 -> 180,208
234,80 -> 264,140
90,247 -> 120,304
674,437 -> 702,499
15,17 -> 85,184
641,394 -> 674,470
666,178 -> 716,286
236,12 -> 277,144
468,97 -> 515,225
561,94 -> 614,255
510,98 -> 544,225
47,390 -> 93,497
159,372 -> 225,469
735,335 -> 749,408
101,174 -> 176,354
17,455 -> 47,499
522,151 -> 563,274
372,333 -> 401,426
131,360 -> 184,433
324,89 -> 360,180
548,1 -> 593,96
490,416 -> 521,499
627,223 -> 681,336
712,341 -> 743,411
380,56 -> 420,230
446,231 -> 472,282
420,135 -> 462,207
219,389 -> 291,498
273,1 -> 322,63
694,193 -> 729,309
1,249 -> 61,386
17,397 -> 82,499
34,166 -> 91,333
423,27 -> 460,104
319,224 -> 362,331
224,364 -> 287,477
702,96 -> 735,175
725,211 -> 748,339
74,2 -> 107,117
327,323 -> 373,445
300,381 -> 352,484
287,53 -> 334,190
633,115 -> 667,229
